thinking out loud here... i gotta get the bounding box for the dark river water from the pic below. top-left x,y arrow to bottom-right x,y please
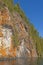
0,57 -> 43,65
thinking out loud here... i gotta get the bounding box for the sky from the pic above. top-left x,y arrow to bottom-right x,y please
14,0 -> 43,37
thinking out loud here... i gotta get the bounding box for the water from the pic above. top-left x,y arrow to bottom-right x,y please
0,58 -> 43,65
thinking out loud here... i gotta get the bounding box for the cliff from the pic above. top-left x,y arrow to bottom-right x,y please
0,0 -> 43,57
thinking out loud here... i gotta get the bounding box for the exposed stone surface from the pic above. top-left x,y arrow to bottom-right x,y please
0,1 -> 37,57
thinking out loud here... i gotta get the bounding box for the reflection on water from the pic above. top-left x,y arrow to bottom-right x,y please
0,58 -> 43,65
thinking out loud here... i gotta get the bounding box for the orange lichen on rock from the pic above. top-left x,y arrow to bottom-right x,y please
0,48 -> 7,56
13,48 -> 17,57
0,8 -> 10,25
0,32 -> 3,37
9,47 -> 17,57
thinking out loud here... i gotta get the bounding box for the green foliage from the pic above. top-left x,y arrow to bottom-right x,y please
3,0 -> 14,12
12,27 -> 19,47
12,34 -> 19,47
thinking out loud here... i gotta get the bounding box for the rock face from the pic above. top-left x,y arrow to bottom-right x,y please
0,26 -> 12,55
0,1 -> 37,57
0,4 -> 14,56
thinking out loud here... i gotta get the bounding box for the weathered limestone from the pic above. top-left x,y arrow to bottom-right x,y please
0,26 -> 12,56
